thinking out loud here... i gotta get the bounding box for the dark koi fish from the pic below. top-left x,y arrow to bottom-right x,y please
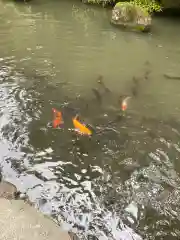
97,75 -> 111,93
92,88 -> 102,103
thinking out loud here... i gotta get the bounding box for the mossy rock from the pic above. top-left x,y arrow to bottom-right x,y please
111,2 -> 152,32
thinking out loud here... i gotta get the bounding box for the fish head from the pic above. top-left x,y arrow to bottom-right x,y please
52,108 -> 56,113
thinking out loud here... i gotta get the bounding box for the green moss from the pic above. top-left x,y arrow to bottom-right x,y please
115,2 -> 124,8
115,0 -> 161,13
114,2 -> 149,18
136,24 -> 145,31
87,0 -> 162,13
131,0 -> 161,13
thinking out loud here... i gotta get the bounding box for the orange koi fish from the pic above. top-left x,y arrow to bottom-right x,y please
121,97 -> 131,111
52,108 -> 64,128
72,116 -> 92,136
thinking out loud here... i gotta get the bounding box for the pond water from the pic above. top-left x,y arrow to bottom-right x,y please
1,0 -> 180,239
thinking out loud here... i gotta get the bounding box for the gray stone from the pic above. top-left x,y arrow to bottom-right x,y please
0,198 -> 70,240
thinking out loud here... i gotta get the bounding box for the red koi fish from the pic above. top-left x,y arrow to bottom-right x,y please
72,115 -> 92,136
121,97 -> 131,111
52,108 -> 64,128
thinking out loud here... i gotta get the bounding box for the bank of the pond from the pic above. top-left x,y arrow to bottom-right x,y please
0,198 -> 71,240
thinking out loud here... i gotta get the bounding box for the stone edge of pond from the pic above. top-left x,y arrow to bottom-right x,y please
0,180 -> 75,240
0,197 -> 72,240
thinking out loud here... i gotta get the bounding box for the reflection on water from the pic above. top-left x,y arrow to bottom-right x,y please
1,0 -> 180,239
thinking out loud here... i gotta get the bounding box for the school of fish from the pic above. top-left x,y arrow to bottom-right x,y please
51,77 -> 135,135
52,98 -> 130,135
52,108 -> 92,136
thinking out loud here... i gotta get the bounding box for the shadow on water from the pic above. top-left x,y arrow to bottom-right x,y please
1,0 -> 180,240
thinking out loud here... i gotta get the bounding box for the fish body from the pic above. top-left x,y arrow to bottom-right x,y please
121,97 -> 131,111
52,108 -> 64,128
132,77 -> 139,86
97,75 -> 110,93
92,88 -> 102,103
72,116 -> 92,136
121,101 -> 127,111
132,86 -> 138,97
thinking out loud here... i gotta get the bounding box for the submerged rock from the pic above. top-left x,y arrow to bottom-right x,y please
111,2 -> 152,32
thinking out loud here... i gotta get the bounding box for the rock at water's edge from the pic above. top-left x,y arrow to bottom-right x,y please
0,198 -> 71,240
111,2 -> 152,32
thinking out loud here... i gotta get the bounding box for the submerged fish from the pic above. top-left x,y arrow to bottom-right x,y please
72,115 -> 92,136
52,108 -> 64,128
97,75 -> 110,93
131,86 -> 138,97
131,77 -> 139,97
92,88 -> 102,103
132,76 -> 139,86
144,70 -> 151,80
121,96 -> 131,111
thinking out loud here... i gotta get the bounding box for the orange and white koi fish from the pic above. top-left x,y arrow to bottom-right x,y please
72,116 -> 92,136
121,97 -> 131,111
52,108 -> 64,128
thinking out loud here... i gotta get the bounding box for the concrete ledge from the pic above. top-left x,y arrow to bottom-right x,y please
0,198 -> 71,240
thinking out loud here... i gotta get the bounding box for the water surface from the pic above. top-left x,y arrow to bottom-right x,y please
1,0 -> 180,239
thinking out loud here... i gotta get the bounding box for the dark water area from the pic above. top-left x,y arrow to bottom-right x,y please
1,0 -> 180,239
